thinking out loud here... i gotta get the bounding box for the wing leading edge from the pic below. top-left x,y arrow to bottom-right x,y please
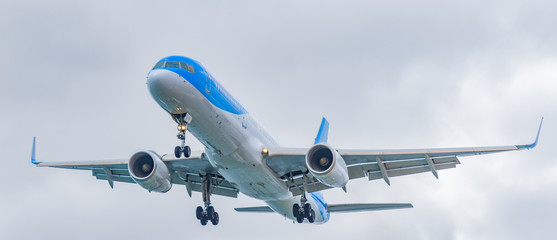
265,118 -> 543,195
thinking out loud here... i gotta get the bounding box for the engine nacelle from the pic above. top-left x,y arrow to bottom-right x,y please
305,143 -> 349,188
128,151 -> 172,193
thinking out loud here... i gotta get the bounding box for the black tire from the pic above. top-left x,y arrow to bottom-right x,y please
200,217 -> 208,226
308,209 -> 315,223
292,204 -> 300,218
174,146 -> 182,158
183,146 -> 191,158
207,206 -> 215,220
304,203 -> 311,218
296,214 -> 304,223
196,206 -> 203,220
211,212 -> 219,225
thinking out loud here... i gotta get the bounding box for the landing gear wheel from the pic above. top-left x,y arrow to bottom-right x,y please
308,209 -> 315,223
173,113 -> 192,159
196,206 -> 203,220
303,203 -> 311,218
174,146 -> 182,158
292,204 -> 300,218
207,206 -> 215,219
211,212 -> 219,225
296,214 -> 304,223
197,174 -> 219,226
183,146 -> 191,158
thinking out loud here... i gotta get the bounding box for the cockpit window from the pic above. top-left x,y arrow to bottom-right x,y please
165,61 -> 180,68
152,61 -> 164,70
180,62 -> 195,73
152,60 -> 194,73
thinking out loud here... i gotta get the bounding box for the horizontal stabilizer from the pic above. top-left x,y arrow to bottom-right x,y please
234,206 -> 274,213
327,203 -> 413,213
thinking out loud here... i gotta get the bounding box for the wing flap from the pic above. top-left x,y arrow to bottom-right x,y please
170,172 -> 239,198
95,174 -> 136,184
347,161 -> 457,180
92,168 -> 131,177
384,162 -> 457,178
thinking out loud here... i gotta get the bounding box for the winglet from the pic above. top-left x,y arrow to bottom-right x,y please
31,137 -> 39,165
522,117 -> 544,150
314,117 -> 329,144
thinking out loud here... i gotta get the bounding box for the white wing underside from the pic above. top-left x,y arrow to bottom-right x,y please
35,118 -> 542,198
36,152 -> 239,198
266,143 -> 537,196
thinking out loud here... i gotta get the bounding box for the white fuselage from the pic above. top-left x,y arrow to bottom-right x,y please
147,68 -> 327,223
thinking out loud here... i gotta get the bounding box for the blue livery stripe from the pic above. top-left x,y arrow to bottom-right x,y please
154,56 -> 248,115
310,192 -> 330,222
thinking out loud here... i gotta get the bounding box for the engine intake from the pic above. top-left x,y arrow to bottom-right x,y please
306,143 -> 349,188
128,151 -> 172,193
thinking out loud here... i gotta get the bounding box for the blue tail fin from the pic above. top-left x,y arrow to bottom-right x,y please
314,118 -> 329,144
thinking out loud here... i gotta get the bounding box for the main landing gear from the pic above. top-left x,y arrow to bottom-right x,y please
196,174 -> 219,226
173,113 -> 192,158
292,193 -> 315,223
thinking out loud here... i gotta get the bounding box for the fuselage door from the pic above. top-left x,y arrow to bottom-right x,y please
202,70 -> 211,94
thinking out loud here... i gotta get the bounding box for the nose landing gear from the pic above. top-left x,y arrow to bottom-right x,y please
173,113 -> 192,158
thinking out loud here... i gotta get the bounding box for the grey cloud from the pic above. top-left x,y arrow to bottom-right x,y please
1,1 -> 556,240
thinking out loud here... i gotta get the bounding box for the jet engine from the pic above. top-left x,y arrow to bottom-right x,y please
305,143 -> 349,188
128,151 -> 172,193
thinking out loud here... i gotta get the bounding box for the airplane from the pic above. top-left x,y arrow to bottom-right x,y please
31,55 -> 543,226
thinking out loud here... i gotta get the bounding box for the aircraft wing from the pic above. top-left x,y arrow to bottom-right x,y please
266,118 -> 543,196
33,146 -> 238,198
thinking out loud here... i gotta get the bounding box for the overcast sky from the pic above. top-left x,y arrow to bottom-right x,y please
1,0 -> 556,239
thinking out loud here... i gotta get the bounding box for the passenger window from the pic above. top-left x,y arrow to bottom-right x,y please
165,61 -> 179,68
152,61 -> 164,70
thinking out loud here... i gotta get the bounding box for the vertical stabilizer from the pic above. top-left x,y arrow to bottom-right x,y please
314,118 -> 329,144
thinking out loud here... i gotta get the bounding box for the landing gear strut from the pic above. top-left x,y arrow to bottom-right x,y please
173,113 -> 192,158
196,174 -> 219,226
292,192 -> 315,223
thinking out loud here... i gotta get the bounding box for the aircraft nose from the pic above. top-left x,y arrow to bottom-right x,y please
147,69 -> 180,99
